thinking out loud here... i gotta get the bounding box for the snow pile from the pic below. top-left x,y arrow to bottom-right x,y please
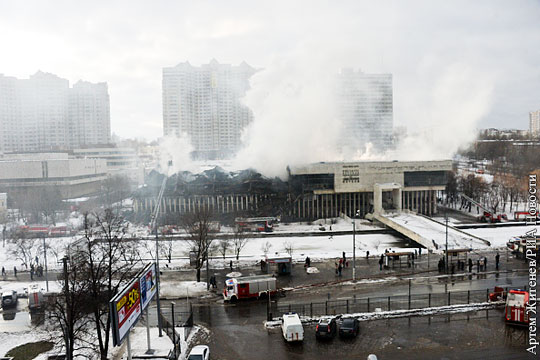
306,267 -> 319,274
160,281 -> 209,298
226,272 -> 243,278
265,301 -> 503,327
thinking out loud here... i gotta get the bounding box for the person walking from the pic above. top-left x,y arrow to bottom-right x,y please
338,263 -> 342,276
419,248 -> 422,257
1,266 -> 5,277
13,266 -> 17,278
476,259 -> 480,272
495,252 -> 500,270
229,260 -> 233,271
379,255 -> 384,270
342,252 -> 346,265
451,263 -> 455,275
468,258 -> 473,272
366,250 -> 370,260
484,257 -> 488,271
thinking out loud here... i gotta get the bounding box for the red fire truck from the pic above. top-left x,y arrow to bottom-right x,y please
223,275 -> 277,302
504,289 -> 530,326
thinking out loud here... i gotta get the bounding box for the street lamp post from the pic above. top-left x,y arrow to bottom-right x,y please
352,210 -> 359,281
445,215 -> 449,274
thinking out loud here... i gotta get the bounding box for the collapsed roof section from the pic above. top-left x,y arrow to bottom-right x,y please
137,166 -> 289,198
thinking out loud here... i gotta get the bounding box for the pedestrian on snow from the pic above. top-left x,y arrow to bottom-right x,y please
366,250 -> 370,260
451,263 -> 455,275
379,255 -> 384,270
468,258 -> 473,272
305,256 -> 311,267
414,249 -> 418,259
13,266 -> 17,277
1,266 -> 5,277
419,248 -> 422,257
338,263 -> 342,276
30,264 -> 34,280
329,225 -> 332,231
342,252 -> 346,264
484,257 -> 488,271
476,259 -> 480,272
229,260 -> 233,270
495,252 -> 500,270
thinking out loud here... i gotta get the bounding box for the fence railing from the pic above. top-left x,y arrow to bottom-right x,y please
159,306 -> 193,359
274,286 -> 522,318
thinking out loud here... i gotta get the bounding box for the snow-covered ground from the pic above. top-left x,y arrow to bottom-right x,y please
382,212 -> 489,250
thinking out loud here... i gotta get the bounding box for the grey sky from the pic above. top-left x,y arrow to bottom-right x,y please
0,0 -> 539,141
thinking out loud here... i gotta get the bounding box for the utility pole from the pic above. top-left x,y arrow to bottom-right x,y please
206,243 -> 210,291
62,256 -> 71,360
445,216 -> 449,274
352,210 -> 359,281
43,237 -> 49,292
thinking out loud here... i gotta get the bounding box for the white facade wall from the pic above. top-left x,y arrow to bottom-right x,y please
530,110 -> 540,136
0,158 -> 107,181
337,69 -> 393,153
0,72 -> 111,153
162,60 -> 256,158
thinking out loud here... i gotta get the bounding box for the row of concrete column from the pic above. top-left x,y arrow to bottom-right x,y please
402,190 -> 438,216
293,192 -> 373,220
134,194 -> 272,214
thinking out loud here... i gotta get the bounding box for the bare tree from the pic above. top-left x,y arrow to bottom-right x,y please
232,226 -> 250,260
75,210 -> 141,360
8,235 -> 41,270
101,175 -> 132,208
46,259 -> 92,360
261,241 -> 272,257
218,239 -> 230,259
181,206 -> 215,282
283,241 -> 294,257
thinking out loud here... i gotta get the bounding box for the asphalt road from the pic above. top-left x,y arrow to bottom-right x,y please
189,301 -> 534,360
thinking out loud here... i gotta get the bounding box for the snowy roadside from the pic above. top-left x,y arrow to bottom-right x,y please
265,301 -> 504,328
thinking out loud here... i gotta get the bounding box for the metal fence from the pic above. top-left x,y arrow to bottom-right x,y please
274,286 -> 521,318
159,306 -> 193,360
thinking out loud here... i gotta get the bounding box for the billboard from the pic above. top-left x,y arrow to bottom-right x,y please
139,263 -> 157,311
110,278 -> 142,346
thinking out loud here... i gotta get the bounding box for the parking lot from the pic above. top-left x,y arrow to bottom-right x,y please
189,300 -> 533,360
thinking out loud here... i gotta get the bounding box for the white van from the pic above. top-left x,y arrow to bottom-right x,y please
27,284 -> 43,311
281,313 -> 304,342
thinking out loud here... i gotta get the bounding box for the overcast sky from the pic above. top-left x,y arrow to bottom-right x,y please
0,0 -> 539,141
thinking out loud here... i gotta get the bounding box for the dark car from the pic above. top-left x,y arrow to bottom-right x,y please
316,318 -> 337,340
1,290 -> 18,309
339,318 -> 360,337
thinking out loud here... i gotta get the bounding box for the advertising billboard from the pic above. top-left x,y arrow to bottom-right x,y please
110,262 -> 158,347
139,262 -> 157,311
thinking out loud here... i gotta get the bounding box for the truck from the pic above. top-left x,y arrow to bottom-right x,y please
505,289 -> 530,326
223,275 -> 277,302
282,313 -> 304,342
27,284 -> 44,311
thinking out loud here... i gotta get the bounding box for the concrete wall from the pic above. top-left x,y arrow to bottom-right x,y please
290,160 -> 452,193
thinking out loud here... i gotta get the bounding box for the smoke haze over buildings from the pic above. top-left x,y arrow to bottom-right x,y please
0,1 -> 538,176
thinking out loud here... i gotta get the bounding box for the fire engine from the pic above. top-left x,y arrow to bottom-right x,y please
505,289 -> 530,326
235,217 -> 278,232
223,275 -> 277,302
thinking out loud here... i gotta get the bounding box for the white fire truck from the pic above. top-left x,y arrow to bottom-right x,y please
223,275 -> 277,302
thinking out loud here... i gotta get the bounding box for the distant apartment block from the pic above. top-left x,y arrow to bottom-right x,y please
336,69 -> 393,153
162,59 -> 256,159
0,71 -> 110,153
530,110 -> 540,137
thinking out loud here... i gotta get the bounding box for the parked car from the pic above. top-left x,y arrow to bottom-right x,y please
187,345 -> 210,360
1,290 -> 18,309
339,318 -> 360,337
282,313 -> 304,342
315,318 -> 337,340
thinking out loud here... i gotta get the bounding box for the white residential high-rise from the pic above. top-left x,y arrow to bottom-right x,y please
336,69 -> 393,153
0,71 -> 111,153
162,59 -> 256,159
530,110 -> 540,137
69,81 -> 111,147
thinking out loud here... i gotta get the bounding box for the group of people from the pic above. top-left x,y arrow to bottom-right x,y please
1,262 -> 45,279
334,252 -> 348,276
438,252 -> 500,274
